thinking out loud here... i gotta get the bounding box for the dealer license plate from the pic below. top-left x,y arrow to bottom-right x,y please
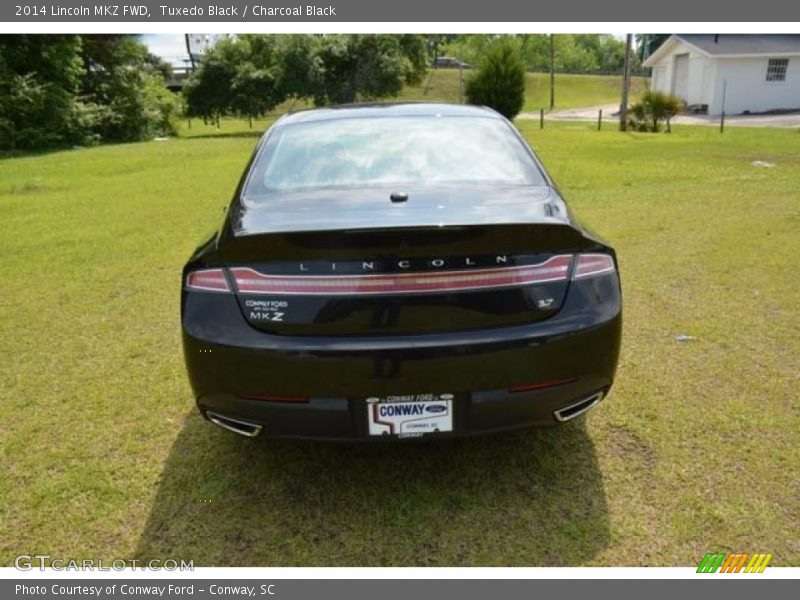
366,393 -> 454,438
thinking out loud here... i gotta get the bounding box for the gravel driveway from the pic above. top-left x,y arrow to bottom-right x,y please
518,103 -> 800,127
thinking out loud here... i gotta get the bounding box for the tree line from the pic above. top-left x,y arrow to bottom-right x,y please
183,34 -> 429,123
0,35 -> 178,151
183,34 -> 648,123
437,34 -> 645,74
1,34 -> 667,152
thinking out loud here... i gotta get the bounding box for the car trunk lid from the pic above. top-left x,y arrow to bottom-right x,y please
218,186 -> 593,336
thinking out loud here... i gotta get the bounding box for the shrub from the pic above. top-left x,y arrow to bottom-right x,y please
0,35 -> 86,151
627,91 -> 683,133
465,37 -> 526,120
0,35 -> 179,151
81,36 -> 179,142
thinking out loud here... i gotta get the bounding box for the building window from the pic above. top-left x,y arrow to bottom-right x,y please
766,58 -> 789,82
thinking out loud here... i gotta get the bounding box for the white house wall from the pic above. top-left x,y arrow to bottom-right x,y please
709,57 -> 800,115
651,66 -> 668,93
702,59 -> 717,109
686,55 -> 711,106
647,41 -> 709,100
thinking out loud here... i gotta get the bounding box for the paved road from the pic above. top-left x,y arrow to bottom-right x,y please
518,103 -> 800,127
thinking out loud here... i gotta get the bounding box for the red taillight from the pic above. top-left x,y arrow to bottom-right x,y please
572,254 -> 615,280
238,394 -> 309,403
230,255 -> 572,296
185,268 -> 231,293
509,378 -> 577,393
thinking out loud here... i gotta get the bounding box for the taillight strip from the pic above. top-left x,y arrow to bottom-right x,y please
572,254 -> 616,279
230,255 -> 573,296
185,268 -> 231,293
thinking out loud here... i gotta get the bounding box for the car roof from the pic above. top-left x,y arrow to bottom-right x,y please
276,102 -> 501,126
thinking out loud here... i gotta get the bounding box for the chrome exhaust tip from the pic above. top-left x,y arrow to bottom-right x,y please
205,411 -> 263,438
554,391 -> 604,422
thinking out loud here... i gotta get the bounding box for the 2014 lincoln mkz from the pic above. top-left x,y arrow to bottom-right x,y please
181,103 -> 622,440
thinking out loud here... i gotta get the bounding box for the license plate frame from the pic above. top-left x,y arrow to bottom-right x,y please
366,393 -> 454,438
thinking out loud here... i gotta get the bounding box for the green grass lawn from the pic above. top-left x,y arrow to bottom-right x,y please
1,122 -> 798,567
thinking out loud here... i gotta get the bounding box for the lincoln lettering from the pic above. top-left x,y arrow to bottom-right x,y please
297,256 -> 509,273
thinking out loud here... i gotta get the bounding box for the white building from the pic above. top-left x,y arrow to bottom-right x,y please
643,34 -> 800,116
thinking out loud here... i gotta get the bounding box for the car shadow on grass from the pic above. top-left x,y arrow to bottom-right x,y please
135,411 -> 609,566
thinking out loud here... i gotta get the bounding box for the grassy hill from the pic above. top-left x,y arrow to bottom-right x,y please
399,69 -> 649,112
271,70 -> 649,116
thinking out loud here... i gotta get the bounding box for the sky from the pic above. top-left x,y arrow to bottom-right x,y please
141,33 -> 635,68
140,34 -> 189,67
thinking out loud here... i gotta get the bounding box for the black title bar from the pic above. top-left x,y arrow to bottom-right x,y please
4,579 -> 795,600
5,0 -> 800,22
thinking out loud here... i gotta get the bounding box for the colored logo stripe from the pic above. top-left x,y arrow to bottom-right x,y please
697,552 -> 772,573
697,552 -> 726,573
745,553 -> 772,573
720,553 -> 749,573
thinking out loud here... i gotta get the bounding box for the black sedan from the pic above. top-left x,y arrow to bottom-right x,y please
181,103 -> 622,440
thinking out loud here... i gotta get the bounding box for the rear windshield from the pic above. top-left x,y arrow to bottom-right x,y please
243,115 -> 545,196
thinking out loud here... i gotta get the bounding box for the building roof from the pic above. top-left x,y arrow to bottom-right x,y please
678,34 -> 800,55
644,34 -> 800,66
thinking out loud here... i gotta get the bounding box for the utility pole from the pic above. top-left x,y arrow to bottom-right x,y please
549,34 -> 555,110
185,34 -> 195,71
619,33 -> 632,132
459,41 -> 464,104
720,79 -> 728,133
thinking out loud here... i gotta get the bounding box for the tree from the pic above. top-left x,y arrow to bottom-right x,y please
465,37 -> 526,120
439,35 -> 496,68
1,34 -> 178,151
636,34 -> 670,63
576,34 -> 630,72
309,35 -> 428,105
551,35 -> 599,72
185,35 -> 428,115
183,42 -> 238,123
0,35 -> 85,150
229,35 -> 283,123
426,34 -> 458,64
447,34 -> 637,74
80,35 -> 178,142
397,35 -> 430,86
276,35 -> 320,102
184,36 -> 285,123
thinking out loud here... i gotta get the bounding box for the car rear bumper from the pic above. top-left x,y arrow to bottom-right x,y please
196,382 -> 610,441
182,273 -> 622,440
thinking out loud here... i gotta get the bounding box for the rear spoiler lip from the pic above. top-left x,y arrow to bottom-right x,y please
230,185 -> 568,237
231,215 -> 573,237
